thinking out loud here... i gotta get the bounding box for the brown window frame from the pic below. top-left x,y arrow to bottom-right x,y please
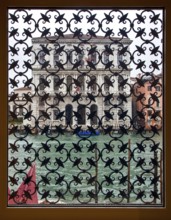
0,0 -> 170,220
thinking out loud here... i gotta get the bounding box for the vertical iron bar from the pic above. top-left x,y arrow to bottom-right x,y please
154,151 -> 158,204
95,144 -> 98,203
127,138 -> 131,203
160,150 -> 163,204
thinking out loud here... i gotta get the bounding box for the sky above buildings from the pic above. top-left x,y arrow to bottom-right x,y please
8,9 -> 163,92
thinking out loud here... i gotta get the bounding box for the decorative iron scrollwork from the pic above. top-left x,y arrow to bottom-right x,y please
8,9 -> 163,206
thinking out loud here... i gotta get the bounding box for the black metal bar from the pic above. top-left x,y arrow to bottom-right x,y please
127,138 -> 131,203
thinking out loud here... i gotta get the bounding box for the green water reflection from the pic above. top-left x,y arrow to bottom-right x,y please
8,131 -> 163,205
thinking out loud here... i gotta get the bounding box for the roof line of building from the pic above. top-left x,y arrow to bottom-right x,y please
32,34 -> 132,45
14,87 -> 32,91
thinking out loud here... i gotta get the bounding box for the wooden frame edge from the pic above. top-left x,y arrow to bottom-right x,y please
0,1 -> 171,220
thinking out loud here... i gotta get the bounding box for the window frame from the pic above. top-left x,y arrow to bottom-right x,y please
0,0 -> 170,220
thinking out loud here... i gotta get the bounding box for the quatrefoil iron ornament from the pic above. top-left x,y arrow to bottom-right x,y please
8,9 -> 163,207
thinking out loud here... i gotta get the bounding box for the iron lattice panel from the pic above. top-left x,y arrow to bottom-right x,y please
8,9 -> 163,207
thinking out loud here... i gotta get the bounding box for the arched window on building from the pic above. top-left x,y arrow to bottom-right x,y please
39,97 -> 45,106
118,75 -> 123,91
53,109 -> 59,120
90,104 -> 98,125
54,75 -> 60,91
104,75 -> 109,92
54,51 -> 59,68
147,110 -> 152,125
66,75 -> 72,92
38,50 -> 45,65
89,52 -> 96,64
104,99 -> 110,107
66,104 -> 73,125
156,101 -> 160,108
117,50 -> 123,66
39,75 -> 45,91
78,75 -> 85,92
90,75 -> 97,92
78,52 -> 84,68
148,98 -> 153,106
155,86 -> 161,91
78,105 -> 86,125
67,50 -> 73,69
103,51 -> 109,64
148,86 -> 152,91
148,110 -> 152,117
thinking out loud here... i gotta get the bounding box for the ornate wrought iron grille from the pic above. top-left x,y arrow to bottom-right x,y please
8,9 -> 164,207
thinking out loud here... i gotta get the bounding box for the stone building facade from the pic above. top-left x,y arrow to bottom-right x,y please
9,35 -> 133,131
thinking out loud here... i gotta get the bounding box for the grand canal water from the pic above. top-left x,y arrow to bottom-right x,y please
8,131 -> 163,204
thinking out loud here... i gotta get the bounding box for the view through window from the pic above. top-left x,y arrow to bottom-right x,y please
8,9 -> 163,207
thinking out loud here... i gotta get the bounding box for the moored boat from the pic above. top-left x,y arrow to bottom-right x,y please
77,130 -> 100,136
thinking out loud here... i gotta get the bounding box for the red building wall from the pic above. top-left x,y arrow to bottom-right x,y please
132,74 -> 162,130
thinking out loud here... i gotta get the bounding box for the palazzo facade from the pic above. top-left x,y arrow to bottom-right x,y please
9,35 -> 133,131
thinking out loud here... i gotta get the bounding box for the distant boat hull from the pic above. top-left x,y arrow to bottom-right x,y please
77,130 -> 100,136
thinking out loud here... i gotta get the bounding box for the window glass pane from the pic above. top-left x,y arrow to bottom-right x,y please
8,8 -> 164,207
